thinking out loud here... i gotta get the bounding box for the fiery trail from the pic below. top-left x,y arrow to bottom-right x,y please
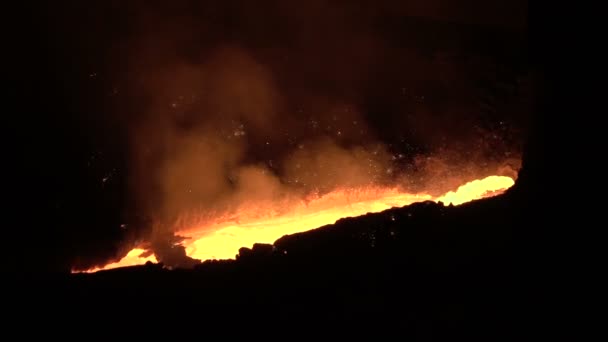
435,175 -> 515,205
77,175 -> 514,273
80,248 -> 157,273
181,190 -> 434,261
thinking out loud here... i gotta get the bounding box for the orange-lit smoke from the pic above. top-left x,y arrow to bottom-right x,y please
78,175 -> 513,273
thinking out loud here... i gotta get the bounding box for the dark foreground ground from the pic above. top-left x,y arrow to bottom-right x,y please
8,185 -> 540,340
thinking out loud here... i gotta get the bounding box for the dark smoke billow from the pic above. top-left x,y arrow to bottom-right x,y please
35,1 -> 529,271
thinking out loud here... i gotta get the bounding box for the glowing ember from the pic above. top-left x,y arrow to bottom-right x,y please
77,175 -> 514,273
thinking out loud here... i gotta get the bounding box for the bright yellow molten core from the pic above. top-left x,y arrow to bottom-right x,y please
78,248 -> 157,273
436,175 -> 515,206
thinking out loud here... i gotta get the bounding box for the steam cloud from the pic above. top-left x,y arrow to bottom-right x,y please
55,1 -> 528,270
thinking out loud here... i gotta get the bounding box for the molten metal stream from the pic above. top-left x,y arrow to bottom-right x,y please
79,175 -> 514,273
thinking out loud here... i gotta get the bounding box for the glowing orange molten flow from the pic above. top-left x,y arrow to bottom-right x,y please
79,175 -> 514,273
81,248 -> 158,274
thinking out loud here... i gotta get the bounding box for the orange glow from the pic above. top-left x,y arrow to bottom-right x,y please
436,175 -> 515,206
76,248 -> 157,273
77,175 -> 514,273
181,190 -> 434,261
